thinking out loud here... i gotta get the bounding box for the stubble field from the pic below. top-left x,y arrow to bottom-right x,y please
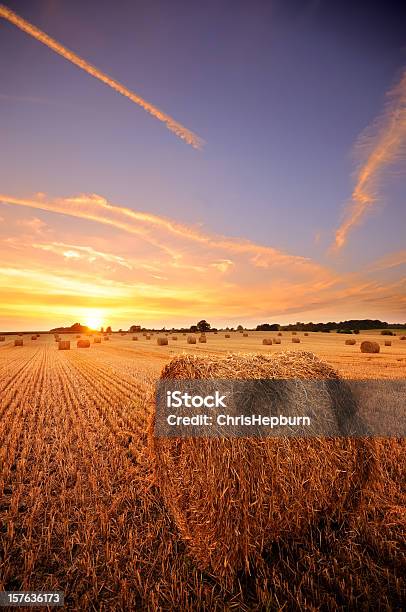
0,331 -> 404,610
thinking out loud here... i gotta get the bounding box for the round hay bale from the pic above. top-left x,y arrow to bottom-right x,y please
14,338 -> 23,346
400,336 -> 406,340
345,339 -> 356,345
292,337 -> 301,343
384,340 -> 392,346
277,332 -> 282,336
58,340 -> 70,350
214,331 -> 218,335
103,336 -> 109,341
31,335 -> 37,340
187,336 -> 197,344
262,338 -> 273,345
132,336 -> 138,341
172,336 -> 178,340
198,335 -> 207,343
243,333 -> 249,337
77,339 -> 90,348
292,331 -> 297,335
76,335 -> 81,339
0,336 -> 5,342
157,337 -> 168,346
225,334 -> 231,338
304,332 -> 309,336
360,341 -> 380,354
150,352 -> 376,586
273,338 -> 281,344
94,337 -> 101,343
146,335 -> 151,340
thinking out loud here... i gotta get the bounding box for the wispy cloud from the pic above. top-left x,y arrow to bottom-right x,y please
0,191 -> 404,328
332,68 -> 406,250
0,4 -> 203,149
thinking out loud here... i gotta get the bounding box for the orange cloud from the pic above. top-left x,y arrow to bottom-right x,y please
0,192 -> 404,329
333,68 -> 406,250
0,4 -> 203,149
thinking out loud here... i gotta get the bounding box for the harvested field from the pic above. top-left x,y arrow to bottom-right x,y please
0,330 -> 404,609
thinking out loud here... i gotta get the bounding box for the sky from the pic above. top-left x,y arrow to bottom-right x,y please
0,0 -> 405,330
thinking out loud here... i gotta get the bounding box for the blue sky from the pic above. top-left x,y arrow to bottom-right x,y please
0,0 -> 405,329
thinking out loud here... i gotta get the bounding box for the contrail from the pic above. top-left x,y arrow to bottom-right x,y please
333,68 -> 406,250
0,4 -> 203,149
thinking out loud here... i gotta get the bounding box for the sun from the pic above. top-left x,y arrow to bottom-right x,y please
83,310 -> 104,330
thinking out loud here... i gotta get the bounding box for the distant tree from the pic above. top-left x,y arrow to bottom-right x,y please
381,330 -> 394,336
197,320 -> 211,333
129,325 -> 141,333
237,325 -> 244,331
106,326 -> 112,333
190,325 -> 198,333
256,323 -> 279,331
100,327 -> 104,333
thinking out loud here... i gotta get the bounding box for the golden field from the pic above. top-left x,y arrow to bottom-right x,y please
0,330 -> 405,610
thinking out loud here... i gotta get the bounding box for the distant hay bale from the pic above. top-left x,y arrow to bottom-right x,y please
243,333 -> 249,337
273,338 -> 281,344
199,335 -> 207,343
103,336 -> 109,341
31,335 -> 37,340
183,333 -> 187,336
360,341 -> 380,354
76,335 -> 81,339
225,334 -> 231,338
187,336 -> 196,344
14,339 -> 23,346
345,339 -> 356,345
400,336 -> 406,340
132,336 -> 138,341
278,332 -> 282,336
172,336 -> 178,340
262,338 -> 273,345
0,336 -> 5,341
292,331 -> 297,335
384,340 -> 392,346
157,337 -> 168,346
58,340 -> 70,350
304,332 -> 309,336
214,331 -> 218,334
292,337 -> 301,343
94,337 -> 101,343
77,339 -> 90,348
146,335 -> 151,340
150,352 -> 376,586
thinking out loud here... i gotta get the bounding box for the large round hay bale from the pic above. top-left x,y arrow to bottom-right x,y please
77,339 -> 90,348
187,336 -> 196,344
360,341 -> 380,354
150,352 -> 375,586
292,337 -> 301,343
14,338 -> 23,346
198,335 -> 207,343
384,340 -> 392,347
58,340 -> 70,350
157,337 -> 168,346
262,338 -> 272,345
345,339 -> 356,345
